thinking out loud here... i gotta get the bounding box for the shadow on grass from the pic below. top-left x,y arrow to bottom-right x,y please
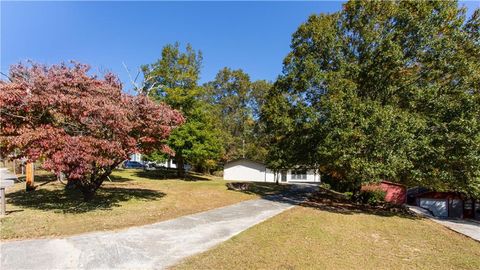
300,200 -> 420,219
230,182 -> 290,197
6,186 -> 165,214
109,174 -> 135,183
299,187 -> 420,220
133,169 -> 212,182
16,173 -> 56,184
228,182 -> 419,220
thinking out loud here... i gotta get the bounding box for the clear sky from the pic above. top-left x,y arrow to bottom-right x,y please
2,1 -> 479,93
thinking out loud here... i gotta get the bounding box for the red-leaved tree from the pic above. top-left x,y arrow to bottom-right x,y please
0,62 -> 184,200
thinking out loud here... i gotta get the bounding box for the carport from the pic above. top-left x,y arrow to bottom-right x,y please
416,192 -> 464,219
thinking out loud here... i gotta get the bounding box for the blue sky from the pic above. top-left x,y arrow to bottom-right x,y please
2,1 -> 479,93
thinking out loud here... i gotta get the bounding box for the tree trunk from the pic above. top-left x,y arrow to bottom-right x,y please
76,162 -> 120,201
79,178 -> 103,202
77,171 -> 105,201
80,186 -> 97,202
176,155 -> 185,178
65,179 -> 78,190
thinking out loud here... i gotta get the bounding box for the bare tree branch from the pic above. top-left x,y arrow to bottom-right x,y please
122,62 -> 140,91
122,62 -> 163,96
0,72 -> 12,82
0,110 -> 28,120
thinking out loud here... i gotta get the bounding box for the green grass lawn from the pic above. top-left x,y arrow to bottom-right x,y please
0,169 -> 286,240
175,206 -> 480,270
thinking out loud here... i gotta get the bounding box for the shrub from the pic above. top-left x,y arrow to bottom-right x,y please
358,190 -> 386,205
321,174 -> 358,193
344,191 -> 354,201
320,182 -> 331,190
212,170 -> 223,177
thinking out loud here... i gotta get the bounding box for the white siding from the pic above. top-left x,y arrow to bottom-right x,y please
224,160 -> 268,182
130,153 -> 142,162
288,169 -> 319,182
223,159 -> 320,183
159,159 -> 176,169
158,159 -> 191,171
265,168 -> 275,182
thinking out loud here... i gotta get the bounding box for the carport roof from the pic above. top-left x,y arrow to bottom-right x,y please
415,191 -> 464,199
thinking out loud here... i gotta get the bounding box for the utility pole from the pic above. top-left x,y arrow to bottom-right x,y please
242,139 -> 245,158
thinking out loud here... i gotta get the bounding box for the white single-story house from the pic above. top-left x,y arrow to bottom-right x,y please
223,158 -> 321,183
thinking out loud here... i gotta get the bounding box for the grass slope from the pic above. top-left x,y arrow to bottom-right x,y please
176,206 -> 480,270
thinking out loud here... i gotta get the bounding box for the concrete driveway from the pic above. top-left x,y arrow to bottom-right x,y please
408,206 -> 480,242
0,167 -> 17,182
0,184 -> 317,270
434,218 -> 480,242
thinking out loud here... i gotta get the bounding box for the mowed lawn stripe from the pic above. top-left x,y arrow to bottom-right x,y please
175,206 -> 480,270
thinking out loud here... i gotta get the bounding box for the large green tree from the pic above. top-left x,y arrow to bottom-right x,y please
204,68 -> 271,162
142,43 -> 223,176
264,1 -> 480,195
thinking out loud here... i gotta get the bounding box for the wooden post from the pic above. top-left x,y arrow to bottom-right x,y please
0,153 -> 5,167
0,180 -> 14,216
0,188 -> 5,216
26,162 -> 35,191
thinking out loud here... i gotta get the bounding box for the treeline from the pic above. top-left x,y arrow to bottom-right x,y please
141,43 -> 271,176
264,1 -> 480,196
142,1 -> 480,196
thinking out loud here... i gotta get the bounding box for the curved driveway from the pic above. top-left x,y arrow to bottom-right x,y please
1,184 -> 317,270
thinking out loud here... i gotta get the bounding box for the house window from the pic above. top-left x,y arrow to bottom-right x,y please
291,169 -> 307,180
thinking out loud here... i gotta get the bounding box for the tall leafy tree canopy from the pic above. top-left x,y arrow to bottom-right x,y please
204,68 -> 271,162
142,43 -> 223,175
263,0 -> 480,195
0,62 -> 184,200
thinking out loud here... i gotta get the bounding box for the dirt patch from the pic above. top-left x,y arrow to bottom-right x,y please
226,182 -> 250,191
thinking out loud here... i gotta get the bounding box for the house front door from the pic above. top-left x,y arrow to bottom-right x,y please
281,170 -> 287,182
